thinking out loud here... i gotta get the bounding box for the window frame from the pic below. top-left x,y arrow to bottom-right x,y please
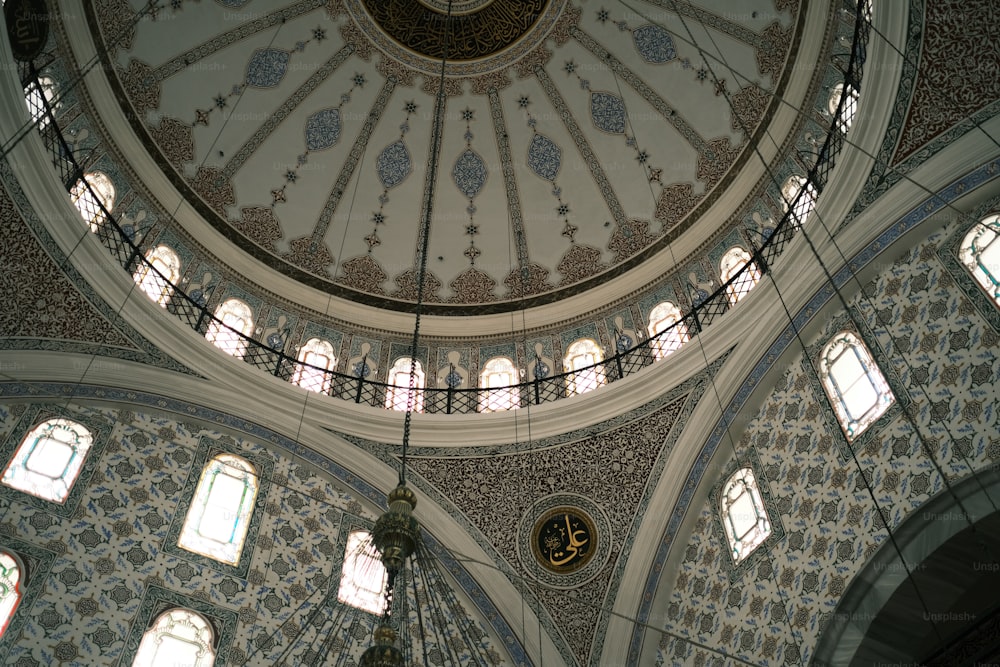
69,170 -> 116,232
1,417 -> 94,505
131,607 -> 216,667
336,529 -> 388,616
205,298 -> 254,359
818,331 -> 895,441
0,550 -> 22,639
719,467 -> 773,564
292,338 -> 337,394
781,175 -> 817,228
647,301 -> 690,360
478,356 -> 520,412
133,245 -> 181,307
385,357 -> 425,412
959,215 -> 1000,307
719,247 -> 762,306
564,339 -> 607,396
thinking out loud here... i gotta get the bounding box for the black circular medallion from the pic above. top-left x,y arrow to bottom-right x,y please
531,507 -> 596,573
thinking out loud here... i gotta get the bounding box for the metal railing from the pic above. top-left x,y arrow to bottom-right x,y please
19,1 -> 868,414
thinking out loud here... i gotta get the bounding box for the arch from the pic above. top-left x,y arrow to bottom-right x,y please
719,467 -> 772,564
647,301 -> 689,360
69,170 -> 116,232
719,247 -> 761,306
819,331 -> 894,440
132,607 -> 216,667
205,298 -> 254,359
178,454 -> 259,566
1,418 -> 94,503
479,356 -> 520,412
133,245 -> 181,307
292,338 -> 337,394
564,339 -> 606,396
0,550 -> 21,638
385,357 -> 425,412
781,174 -> 817,228
337,530 -> 387,615
959,214 -> 1000,305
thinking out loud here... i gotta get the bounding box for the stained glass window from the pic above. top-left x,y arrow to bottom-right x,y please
564,339 -> 606,396
479,356 -> 520,412
0,551 -> 20,638
292,338 -> 337,394
132,608 -> 215,667
819,332 -> 894,440
1,418 -> 94,503
829,82 -> 860,134
337,530 -> 387,615
69,171 -> 116,232
648,302 -> 690,360
385,357 -> 424,412
959,215 -> 1000,305
781,175 -> 817,228
720,247 -> 762,306
205,298 -> 254,359
133,245 -> 181,307
720,467 -> 771,563
178,454 -> 258,565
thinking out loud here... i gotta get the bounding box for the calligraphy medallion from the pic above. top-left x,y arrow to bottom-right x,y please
532,507 -> 596,573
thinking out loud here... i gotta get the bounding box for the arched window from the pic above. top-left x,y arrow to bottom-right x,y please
720,247 -> 762,306
133,245 -> 181,307
178,454 -> 258,565
69,171 -> 116,232
647,302 -> 690,360
959,215 -> 1000,305
24,75 -> 59,129
781,175 -> 817,228
479,356 -> 520,412
829,82 -> 860,134
292,338 -> 337,394
337,530 -> 387,615
1,418 -> 94,503
0,551 -> 21,638
132,608 -> 215,667
205,298 -> 253,359
819,332 -> 894,440
720,467 -> 772,563
385,357 -> 425,412
564,339 -> 606,396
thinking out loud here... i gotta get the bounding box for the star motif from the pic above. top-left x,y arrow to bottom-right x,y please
517,96 -> 530,109
648,167 -> 663,184
365,232 -> 381,249
466,223 -> 479,236
404,100 -> 418,113
271,188 -> 286,204
213,95 -> 227,110
636,150 -> 649,164
372,212 -> 385,225
464,245 -> 481,262
696,67 -> 708,82
194,109 -> 211,126
313,27 -> 327,42
557,203 -> 570,216
561,222 -> 578,240
353,73 -> 367,87
564,60 -> 577,75
285,170 -> 297,183
596,8 -> 609,23
461,108 -> 475,121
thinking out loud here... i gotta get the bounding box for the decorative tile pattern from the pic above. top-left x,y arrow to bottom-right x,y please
452,149 -> 488,198
245,48 -> 290,88
527,133 -> 562,182
590,91 -> 627,134
376,140 -> 411,189
304,108 -> 342,151
632,24 -> 677,64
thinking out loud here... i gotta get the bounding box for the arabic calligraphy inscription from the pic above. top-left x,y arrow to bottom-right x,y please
532,508 -> 596,573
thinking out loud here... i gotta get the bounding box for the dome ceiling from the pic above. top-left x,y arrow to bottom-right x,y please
96,0 -> 802,314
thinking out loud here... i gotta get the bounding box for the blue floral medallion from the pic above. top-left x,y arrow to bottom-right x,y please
444,369 -> 464,388
590,92 -> 626,134
527,134 -> 561,182
452,149 -> 488,198
376,140 -> 412,189
632,24 -> 676,64
305,108 -> 342,151
245,49 -> 290,88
